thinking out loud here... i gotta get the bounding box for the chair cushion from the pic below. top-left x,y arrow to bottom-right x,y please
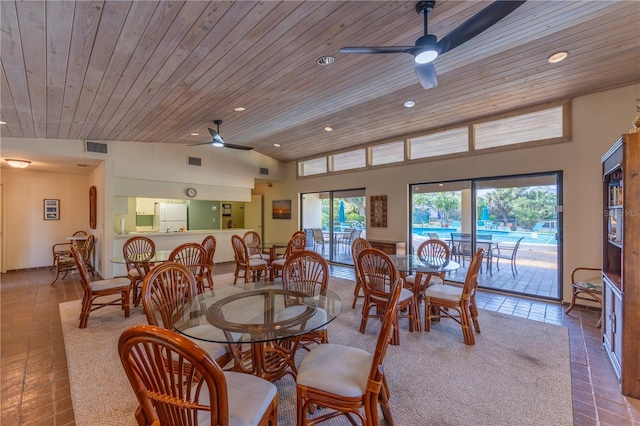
574,281 -> 603,293
405,274 -> 443,286
297,343 -> 372,398
127,269 -> 141,279
276,306 -> 328,330
270,258 -> 285,267
89,278 -> 130,292
248,258 -> 268,267
249,253 -> 267,260
197,371 -> 277,425
399,287 -> 414,303
424,284 -> 463,302
179,325 -> 230,360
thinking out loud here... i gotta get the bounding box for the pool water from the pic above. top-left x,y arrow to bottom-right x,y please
412,227 -> 557,245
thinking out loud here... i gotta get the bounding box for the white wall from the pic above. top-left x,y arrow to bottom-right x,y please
256,83 -> 640,303
1,168 -> 89,270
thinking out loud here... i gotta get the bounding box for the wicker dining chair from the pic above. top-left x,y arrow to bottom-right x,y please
279,250 -> 329,350
350,237 -> 371,309
424,248 -> 484,345
51,230 -> 87,269
270,232 -> 307,281
141,261 -> 232,367
295,281 -> 401,426
243,230 -> 267,260
201,235 -> 217,289
231,235 -> 268,284
70,245 -> 131,329
404,239 -> 450,296
169,242 -> 207,293
357,247 -> 420,345
123,236 -> 155,307
118,324 -> 278,426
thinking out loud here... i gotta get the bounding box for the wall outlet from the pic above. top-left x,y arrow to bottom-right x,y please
212,218 -> 216,223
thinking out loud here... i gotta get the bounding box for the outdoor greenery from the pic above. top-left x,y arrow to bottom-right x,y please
412,186 -> 557,231
321,197 -> 366,228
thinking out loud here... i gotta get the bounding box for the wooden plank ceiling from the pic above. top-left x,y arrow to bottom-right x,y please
1,0 -> 639,164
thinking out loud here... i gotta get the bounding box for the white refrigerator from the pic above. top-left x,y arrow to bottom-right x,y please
154,203 -> 187,232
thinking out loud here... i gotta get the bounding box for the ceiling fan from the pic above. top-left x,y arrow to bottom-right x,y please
340,0 -> 526,89
188,120 -> 253,150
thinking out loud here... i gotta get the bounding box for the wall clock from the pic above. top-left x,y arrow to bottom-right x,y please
186,187 -> 197,198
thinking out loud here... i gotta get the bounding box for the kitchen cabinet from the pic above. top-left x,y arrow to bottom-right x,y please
136,198 -> 156,215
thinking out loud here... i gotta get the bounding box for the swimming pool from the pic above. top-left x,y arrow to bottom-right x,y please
412,227 -> 557,245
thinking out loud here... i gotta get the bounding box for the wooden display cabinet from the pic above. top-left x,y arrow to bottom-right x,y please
601,132 -> 640,398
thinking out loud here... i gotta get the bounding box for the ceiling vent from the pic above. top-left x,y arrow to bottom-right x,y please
85,141 -> 108,154
188,156 -> 202,166
260,167 -> 269,175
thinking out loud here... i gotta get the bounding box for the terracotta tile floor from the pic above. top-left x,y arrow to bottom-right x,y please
2,264 -> 639,425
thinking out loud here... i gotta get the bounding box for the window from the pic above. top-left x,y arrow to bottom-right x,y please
299,157 -> 327,176
371,141 -> 404,165
409,127 -> 469,159
331,149 -> 366,172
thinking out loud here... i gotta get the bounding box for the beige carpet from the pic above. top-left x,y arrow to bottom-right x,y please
60,274 -> 573,425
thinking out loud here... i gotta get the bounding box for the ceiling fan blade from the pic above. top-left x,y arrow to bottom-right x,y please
223,143 -> 254,151
414,62 -> 438,89
436,0 -> 526,55
340,46 -> 415,55
187,141 -> 215,146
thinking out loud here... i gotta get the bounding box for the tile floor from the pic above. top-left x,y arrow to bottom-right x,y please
1,264 -> 639,425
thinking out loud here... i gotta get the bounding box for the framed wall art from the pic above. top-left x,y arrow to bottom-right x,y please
370,195 -> 387,227
44,199 -> 60,220
272,199 -> 292,219
89,186 -> 97,229
222,204 -> 232,216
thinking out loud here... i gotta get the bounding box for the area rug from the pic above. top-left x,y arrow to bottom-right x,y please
60,274 -> 573,425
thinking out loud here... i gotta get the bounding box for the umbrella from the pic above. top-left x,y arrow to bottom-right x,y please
481,205 -> 490,221
338,200 -> 346,223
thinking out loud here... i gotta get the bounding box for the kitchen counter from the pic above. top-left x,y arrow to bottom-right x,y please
111,229 -> 252,277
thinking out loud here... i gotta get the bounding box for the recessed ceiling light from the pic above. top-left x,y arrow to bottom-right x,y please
190,132 -> 199,136
404,100 -> 415,108
548,51 -> 568,63
234,106 -> 246,112
324,126 -> 333,132
317,56 -> 335,66
273,143 -> 281,147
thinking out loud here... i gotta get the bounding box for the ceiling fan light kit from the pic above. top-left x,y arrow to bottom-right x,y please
340,0 -> 526,89
187,119 -> 253,151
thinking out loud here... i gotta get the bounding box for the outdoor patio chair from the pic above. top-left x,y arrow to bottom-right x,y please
312,228 -> 329,254
493,237 -> 525,276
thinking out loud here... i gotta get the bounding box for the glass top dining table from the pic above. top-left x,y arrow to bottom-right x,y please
173,281 -> 342,381
388,254 -> 460,275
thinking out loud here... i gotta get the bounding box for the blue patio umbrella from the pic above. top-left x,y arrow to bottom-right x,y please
338,200 -> 346,223
481,205 -> 490,220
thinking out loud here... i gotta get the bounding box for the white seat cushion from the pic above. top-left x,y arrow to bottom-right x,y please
270,258 -> 285,267
405,274 -> 443,286
249,253 -> 267,260
89,277 -> 130,292
297,343 -> 372,398
424,284 -> 463,302
276,305 -> 328,330
127,269 -> 141,279
197,371 -> 277,425
248,258 -> 268,267
179,325 -> 230,360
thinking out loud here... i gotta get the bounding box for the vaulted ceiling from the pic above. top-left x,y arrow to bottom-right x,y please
1,1 -> 639,165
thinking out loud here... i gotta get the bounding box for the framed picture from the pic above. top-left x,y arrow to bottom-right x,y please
44,199 -> 60,220
272,199 -> 291,219
222,204 -> 232,216
370,195 -> 387,227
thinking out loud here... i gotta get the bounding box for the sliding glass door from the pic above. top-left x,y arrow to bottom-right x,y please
410,172 -> 562,300
301,189 -> 366,265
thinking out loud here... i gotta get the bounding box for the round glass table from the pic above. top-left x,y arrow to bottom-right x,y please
174,282 -> 342,382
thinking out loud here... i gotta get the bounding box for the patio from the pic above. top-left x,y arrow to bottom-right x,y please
319,239 -> 559,300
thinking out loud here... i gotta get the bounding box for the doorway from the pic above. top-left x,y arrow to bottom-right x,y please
410,172 -> 562,300
301,189 -> 366,266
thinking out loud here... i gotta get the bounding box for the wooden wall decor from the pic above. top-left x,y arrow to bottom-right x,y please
89,186 -> 97,229
370,195 -> 387,227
